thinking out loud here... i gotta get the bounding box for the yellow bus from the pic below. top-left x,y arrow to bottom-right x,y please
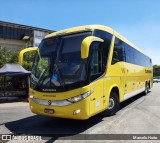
19,25 -> 153,119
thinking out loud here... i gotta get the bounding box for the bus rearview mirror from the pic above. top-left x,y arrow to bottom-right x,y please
81,36 -> 104,59
18,47 -> 39,65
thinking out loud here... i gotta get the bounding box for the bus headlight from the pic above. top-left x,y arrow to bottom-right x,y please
67,95 -> 83,103
30,88 -> 94,106
67,89 -> 94,103
30,95 -> 34,98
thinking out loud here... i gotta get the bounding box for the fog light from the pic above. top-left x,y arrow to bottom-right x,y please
30,95 -> 33,98
73,109 -> 81,115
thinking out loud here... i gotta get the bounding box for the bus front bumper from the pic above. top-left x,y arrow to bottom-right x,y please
29,98 -> 90,120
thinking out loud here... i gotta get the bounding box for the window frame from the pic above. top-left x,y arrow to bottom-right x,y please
112,37 -> 125,64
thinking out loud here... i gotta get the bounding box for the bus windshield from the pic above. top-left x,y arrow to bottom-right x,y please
31,31 -> 92,92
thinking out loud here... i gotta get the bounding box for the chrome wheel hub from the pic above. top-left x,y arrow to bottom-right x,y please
108,98 -> 115,110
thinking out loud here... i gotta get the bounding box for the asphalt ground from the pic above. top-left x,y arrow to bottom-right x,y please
0,83 -> 160,143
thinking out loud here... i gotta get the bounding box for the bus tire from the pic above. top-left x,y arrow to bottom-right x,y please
144,83 -> 149,95
101,92 -> 119,116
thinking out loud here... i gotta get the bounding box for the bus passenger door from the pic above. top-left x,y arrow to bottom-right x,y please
121,64 -> 127,99
89,42 -> 105,116
110,37 -> 127,101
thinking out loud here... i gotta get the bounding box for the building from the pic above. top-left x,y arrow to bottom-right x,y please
0,21 -> 55,98
0,21 -> 55,50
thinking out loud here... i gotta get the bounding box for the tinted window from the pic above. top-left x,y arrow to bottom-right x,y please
134,50 -> 139,65
125,44 -> 135,64
90,42 -> 102,75
94,29 -> 112,39
94,29 -> 112,71
90,42 -> 103,81
150,58 -> 152,67
39,38 -> 58,56
112,37 -> 125,64
124,43 -> 152,67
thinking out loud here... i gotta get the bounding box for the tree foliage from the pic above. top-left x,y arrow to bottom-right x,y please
153,65 -> 160,68
0,46 -> 21,68
22,51 -> 35,71
0,46 -> 35,71
0,46 -> 35,92
153,65 -> 160,77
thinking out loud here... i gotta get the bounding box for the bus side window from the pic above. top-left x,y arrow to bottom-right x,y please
93,29 -> 112,72
90,42 -> 103,81
112,37 -> 125,64
125,44 -> 135,64
150,58 -> 152,67
91,42 -> 102,75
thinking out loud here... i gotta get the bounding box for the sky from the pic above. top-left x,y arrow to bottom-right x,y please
0,0 -> 160,65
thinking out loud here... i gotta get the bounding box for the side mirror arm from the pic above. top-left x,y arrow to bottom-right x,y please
81,36 -> 104,59
18,47 -> 40,65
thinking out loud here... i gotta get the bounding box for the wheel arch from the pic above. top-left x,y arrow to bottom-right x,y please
109,86 -> 120,101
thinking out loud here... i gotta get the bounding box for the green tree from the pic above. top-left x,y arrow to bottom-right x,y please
0,46 -> 35,92
0,46 -> 35,71
153,65 -> 160,77
0,46 -> 21,68
153,65 -> 160,68
22,51 -> 35,71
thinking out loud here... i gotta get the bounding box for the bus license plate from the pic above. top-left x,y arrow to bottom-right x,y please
44,108 -> 54,114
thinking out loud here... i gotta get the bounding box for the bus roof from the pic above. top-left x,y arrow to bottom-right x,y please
45,25 -> 145,56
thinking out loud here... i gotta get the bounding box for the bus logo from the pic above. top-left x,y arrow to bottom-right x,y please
48,100 -> 52,105
2,135 -> 12,140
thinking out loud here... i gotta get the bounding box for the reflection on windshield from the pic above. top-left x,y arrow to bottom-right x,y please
31,32 -> 91,92
31,57 -> 49,88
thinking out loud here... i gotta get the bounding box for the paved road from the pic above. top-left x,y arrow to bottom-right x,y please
0,83 -> 160,143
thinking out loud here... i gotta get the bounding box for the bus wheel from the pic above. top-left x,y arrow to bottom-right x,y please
101,92 -> 119,116
144,83 -> 149,95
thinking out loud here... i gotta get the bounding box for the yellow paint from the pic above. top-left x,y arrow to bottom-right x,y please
18,47 -> 39,65
81,36 -> 104,59
29,86 -> 91,119
25,25 -> 153,120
